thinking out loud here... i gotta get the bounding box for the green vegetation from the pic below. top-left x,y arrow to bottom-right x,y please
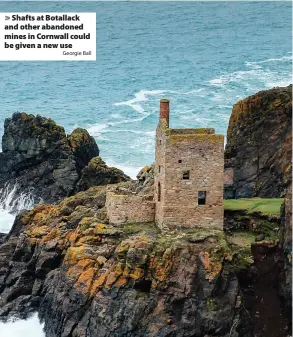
224,198 -> 283,216
123,222 -> 159,236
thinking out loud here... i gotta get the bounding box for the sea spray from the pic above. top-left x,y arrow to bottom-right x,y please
0,313 -> 45,337
0,183 -> 41,233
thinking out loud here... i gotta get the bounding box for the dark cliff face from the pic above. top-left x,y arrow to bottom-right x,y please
0,113 -> 129,205
0,186 -> 252,337
75,157 -> 130,193
225,85 -> 292,198
279,185 -> 292,320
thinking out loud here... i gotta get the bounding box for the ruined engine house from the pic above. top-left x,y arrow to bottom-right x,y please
106,99 -> 224,230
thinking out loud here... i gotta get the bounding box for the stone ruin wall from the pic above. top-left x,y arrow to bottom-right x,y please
106,191 -> 155,225
155,130 -> 224,230
154,120 -> 167,227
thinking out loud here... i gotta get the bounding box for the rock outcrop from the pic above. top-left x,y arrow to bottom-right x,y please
0,185 -> 252,337
224,206 -> 291,336
225,85 -> 292,198
75,157 -> 130,193
0,113 -> 130,205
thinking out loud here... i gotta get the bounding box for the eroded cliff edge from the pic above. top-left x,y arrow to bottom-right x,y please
0,184 -> 251,337
0,113 -> 129,205
224,84 -> 292,198
0,83 -> 291,337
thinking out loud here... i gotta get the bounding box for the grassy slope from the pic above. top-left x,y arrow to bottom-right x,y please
224,198 -> 283,216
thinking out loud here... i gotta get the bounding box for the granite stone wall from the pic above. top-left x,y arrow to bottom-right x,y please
106,191 -> 155,225
155,123 -> 224,230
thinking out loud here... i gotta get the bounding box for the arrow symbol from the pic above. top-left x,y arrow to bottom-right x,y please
5,16 -> 10,21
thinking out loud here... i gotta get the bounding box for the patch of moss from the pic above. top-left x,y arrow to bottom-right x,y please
122,222 -> 159,236
255,219 -> 279,242
226,232 -> 256,272
169,133 -> 224,144
186,228 -> 222,243
209,231 -> 233,263
206,298 -> 218,312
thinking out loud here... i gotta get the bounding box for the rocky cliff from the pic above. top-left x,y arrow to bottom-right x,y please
280,185 -> 292,320
0,113 -> 129,205
75,157 -> 130,193
0,185 -> 252,337
225,85 -> 292,198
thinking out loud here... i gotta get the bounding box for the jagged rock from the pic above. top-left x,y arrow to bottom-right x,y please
0,113 -> 99,204
132,165 -> 154,195
279,185 -> 292,320
0,187 -> 252,337
225,85 -> 292,198
75,157 -> 130,192
68,128 -> 99,172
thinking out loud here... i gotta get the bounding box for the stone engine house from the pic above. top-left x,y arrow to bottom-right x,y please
106,99 -> 224,230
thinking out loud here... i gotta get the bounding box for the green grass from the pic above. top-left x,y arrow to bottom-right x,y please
224,198 -> 283,216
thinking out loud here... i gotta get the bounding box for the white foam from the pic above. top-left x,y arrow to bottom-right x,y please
0,208 -> 15,234
86,122 -> 109,137
245,55 -> 292,66
0,183 -> 37,214
209,69 -> 261,87
0,183 -> 39,233
264,74 -> 293,89
87,117 -> 145,137
0,313 -> 45,337
110,113 -> 122,119
114,89 -> 170,114
209,54 -> 292,90
209,68 -> 292,90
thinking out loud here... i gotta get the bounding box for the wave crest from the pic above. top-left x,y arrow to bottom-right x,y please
0,183 -> 40,215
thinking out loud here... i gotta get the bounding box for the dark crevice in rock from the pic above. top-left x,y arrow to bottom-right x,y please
237,244 -> 291,337
134,279 -> 152,293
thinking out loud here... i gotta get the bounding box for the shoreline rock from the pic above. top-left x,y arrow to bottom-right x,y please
0,113 -> 130,206
225,85 -> 292,198
0,186 -> 252,337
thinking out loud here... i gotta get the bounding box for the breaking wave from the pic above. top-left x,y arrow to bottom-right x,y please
245,55 -> 292,67
114,89 -> 169,114
0,183 -> 41,233
0,313 -> 45,337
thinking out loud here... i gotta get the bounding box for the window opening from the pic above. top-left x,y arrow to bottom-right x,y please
178,159 -> 182,163
198,191 -> 206,205
158,182 -> 161,201
182,170 -> 190,180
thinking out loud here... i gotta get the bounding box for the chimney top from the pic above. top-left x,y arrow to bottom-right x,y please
160,99 -> 170,127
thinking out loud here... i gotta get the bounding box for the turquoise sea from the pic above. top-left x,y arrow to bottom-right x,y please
0,1 -> 292,178
0,2 -> 291,335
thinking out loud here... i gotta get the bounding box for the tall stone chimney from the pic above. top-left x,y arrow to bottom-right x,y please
160,99 -> 169,127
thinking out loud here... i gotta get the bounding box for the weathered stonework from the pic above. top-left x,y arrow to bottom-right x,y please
155,99 -> 224,230
106,187 -> 155,225
106,99 -> 224,231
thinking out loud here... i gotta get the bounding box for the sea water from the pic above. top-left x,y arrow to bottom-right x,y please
0,313 -> 45,337
0,1 -> 291,335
